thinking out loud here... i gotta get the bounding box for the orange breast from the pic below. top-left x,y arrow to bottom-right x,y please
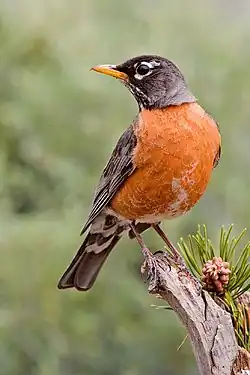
111,103 -> 221,222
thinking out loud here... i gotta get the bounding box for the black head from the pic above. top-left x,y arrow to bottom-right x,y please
91,55 -> 196,110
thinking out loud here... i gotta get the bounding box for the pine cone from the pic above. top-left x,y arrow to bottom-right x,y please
202,256 -> 231,294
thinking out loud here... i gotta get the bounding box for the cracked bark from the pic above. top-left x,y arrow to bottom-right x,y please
143,252 -> 250,375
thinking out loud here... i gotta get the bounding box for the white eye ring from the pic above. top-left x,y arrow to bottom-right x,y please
134,60 -> 160,80
134,62 -> 152,80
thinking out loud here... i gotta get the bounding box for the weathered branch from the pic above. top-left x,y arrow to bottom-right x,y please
143,252 -> 250,375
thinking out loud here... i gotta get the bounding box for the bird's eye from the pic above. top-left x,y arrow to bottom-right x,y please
136,63 -> 151,76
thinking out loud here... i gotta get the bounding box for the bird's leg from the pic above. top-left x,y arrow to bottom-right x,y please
151,223 -> 185,267
130,223 -> 160,288
152,223 -> 200,290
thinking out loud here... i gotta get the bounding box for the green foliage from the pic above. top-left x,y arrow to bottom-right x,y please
1,0 -> 250,374
179,225 -> 250,297
224,293 -> 250,351
179,225 -> 250,349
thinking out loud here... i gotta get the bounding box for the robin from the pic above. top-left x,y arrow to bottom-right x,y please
58,55 -> 221,291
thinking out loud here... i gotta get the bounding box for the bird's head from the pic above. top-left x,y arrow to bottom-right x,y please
91,55 -> 196,110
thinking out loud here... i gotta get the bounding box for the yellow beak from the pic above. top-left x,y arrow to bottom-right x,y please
90,64 -> 128,80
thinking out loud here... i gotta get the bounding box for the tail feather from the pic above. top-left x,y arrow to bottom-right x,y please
58,214 -> 125,291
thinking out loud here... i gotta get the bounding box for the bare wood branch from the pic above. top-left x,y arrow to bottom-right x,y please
142,252 -> 250,375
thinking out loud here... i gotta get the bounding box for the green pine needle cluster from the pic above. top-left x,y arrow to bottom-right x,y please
224,293 -> 250,350
178,224 -> 250,350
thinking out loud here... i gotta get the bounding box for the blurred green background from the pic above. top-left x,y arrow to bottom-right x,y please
1,0 -> 250,374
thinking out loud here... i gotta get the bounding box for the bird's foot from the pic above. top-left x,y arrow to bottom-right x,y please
163,248 -> 201,294
151,223 -> 200,292
140,247 -> 165,292
141,246 -> 200,295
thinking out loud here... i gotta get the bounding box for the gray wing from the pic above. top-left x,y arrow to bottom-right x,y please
213,144 -> 221,168
81,123 -> 137,235
206,112 -> 221,169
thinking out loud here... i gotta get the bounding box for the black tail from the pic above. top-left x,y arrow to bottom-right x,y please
58,214 -> 124,291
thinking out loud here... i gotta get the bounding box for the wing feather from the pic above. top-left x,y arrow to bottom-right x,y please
81,122 -> 137,234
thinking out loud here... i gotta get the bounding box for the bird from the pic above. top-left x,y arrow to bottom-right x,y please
57,54 -> 221,291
